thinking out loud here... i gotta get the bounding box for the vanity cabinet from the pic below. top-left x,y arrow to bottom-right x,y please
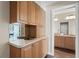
64,37 -> 75,50
55,36 -> 63,48
55,35 -> 75,50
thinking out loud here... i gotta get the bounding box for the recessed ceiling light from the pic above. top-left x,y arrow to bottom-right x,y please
66,15 -> 75,20
54,18 -> 58,21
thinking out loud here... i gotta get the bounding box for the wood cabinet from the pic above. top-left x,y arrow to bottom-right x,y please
10,1 -> 45,39
21,44 -> 32,58
55,36 -> 63,48
10,1 -> 37,25
35,4 -> 45,37
10,44 -> 32,58
36,26 -> 45,37
35,4 -> 45,26
10,45 -> 21,58
27,2 -> 36,25
19,1 -> 28,24
64,37 -> 75,50
10,39 -> 47,58
54,36 -> 75,50
10,1 -> 28,24
42,39 -> 48,57
10,1 -> 18,23
32,40 -> 42,58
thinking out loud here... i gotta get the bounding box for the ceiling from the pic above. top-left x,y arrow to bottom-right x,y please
35,1 -> 77,10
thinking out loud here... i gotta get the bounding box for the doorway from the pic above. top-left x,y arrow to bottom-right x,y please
52,5 -> 76,58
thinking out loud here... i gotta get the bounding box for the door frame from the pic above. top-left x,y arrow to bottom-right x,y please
51,3 -> 79,57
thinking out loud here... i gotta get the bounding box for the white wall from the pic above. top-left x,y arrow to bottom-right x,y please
75,3 -> 79,58
54,18 -> 76,35
0,2 -> 9,58
45,7 -> 54,55
69,19 -> 76,35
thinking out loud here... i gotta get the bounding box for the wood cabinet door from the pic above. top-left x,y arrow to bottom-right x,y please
10,45 -> 21,58
42,39 -> 47,57
27,2 -> 36,25
55,36 -> 63,48
19,1 -> 28,24
40,8 -> 45,26
64,37 -> 75,50
35,5 -> 41,26
32,40 -> 42,58
10,1 -> 17,23
35,5 -> 45,26
21,45 -> 32,58
36,26 -> 45,37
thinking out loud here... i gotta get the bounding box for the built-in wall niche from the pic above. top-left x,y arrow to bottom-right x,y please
25,24 -> 36,39
10,23 -> 37,40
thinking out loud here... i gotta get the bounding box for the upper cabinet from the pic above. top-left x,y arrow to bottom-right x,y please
10,1 -> 45,26
27,2 -> 36,25
35,4 -> 45,26
19,1 -> 28,24
10,1 -> 18,23
10,1 -> 28,24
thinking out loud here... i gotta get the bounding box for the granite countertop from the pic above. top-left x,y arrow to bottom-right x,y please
9,37 -> 46,48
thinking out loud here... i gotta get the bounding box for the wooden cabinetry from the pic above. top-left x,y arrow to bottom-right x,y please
35,4 -> 45,37
10,1 -> 45,39
35,4 -> 45,26
27,2 -> 36,25
10,39 -> 47,58
10,1 -> 28,24
32,40 -> 42,58
55,36 -> 63,48
19,1 -> 28,24
10,1 -> 37,25
42,39 -> 47,57
64,37 -> 75,50
54,36 -> 75,50
10,1 -> 18,23
21,44 -> 32,58
10,44 -> 32,58
10,45 -> 21,58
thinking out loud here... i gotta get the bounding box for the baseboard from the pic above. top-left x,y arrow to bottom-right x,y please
48,53 -> 54,56
45,54 -> 54,58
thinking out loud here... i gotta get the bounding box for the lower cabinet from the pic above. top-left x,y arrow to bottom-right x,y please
64,37 -> 75,50
10,45 -> 21,58
21,45 -> 32,58
42,39 -> 48,57
55,36 -> 75,50
55,36 -> 63,48
32,40 -> 42,58
10,39 -> 47,58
